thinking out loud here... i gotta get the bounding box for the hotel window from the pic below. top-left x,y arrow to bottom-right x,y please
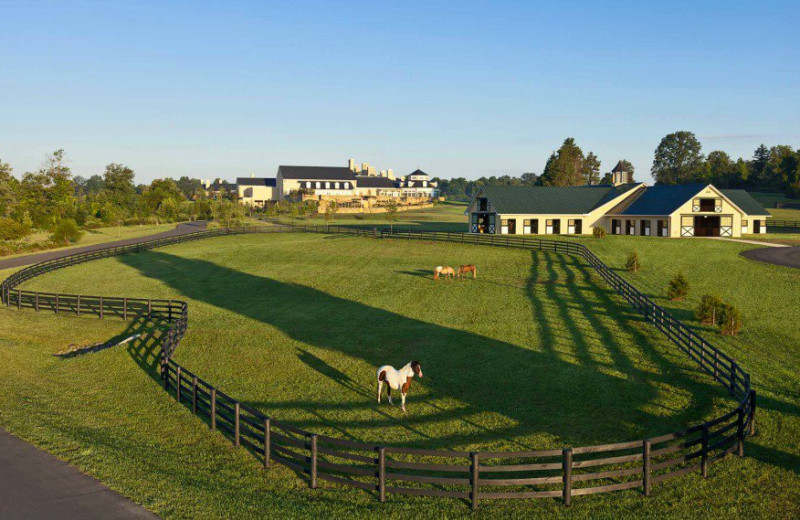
305,182 -> 311,189
325,182 -> 331,189
316,182 -> 321,189
742,219 -> 749,234
334,182 -> 340,189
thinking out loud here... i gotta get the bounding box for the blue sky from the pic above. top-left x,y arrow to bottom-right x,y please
1,1 -> 797,183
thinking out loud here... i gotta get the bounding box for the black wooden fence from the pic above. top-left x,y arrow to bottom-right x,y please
765,219 -> 800,230
0,225 -> 756,509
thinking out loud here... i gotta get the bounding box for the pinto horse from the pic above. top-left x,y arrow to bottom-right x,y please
434,266 -> 456,281
377,361 -> 423,412
458,264 -> 477,279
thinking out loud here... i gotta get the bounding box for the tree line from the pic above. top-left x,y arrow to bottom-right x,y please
651,131 -> 800,194
0,150 -> 244,247
435,132 -> 799,200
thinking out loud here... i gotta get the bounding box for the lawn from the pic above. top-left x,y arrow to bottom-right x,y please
1,222 -> 182,259
2,231 -> 799,518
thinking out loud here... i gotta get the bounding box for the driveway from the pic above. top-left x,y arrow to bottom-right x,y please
0,429 -> 158,519
0,221 -> 208,271
741,245 -> 800,269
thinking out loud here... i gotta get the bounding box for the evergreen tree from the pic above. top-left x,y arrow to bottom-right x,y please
583,152 -> 601,185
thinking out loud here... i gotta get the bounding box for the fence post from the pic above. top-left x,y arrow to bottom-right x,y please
176,366 -> 182,403
18,290 -> 21,310
99,296 -> 104,319
643,439 -> 651,496
737,408 -> 745,457
76,295 -> 80,315
123,298 -> 128,320
701,424 -> 709,477
147,299 -> 152,318
264,418 -> 271,468
749,390 -> 757,436
470,452 -> 480,511
729,364 -> 736,393
310,434 -> 318,489
168,300 -> 172,321
210,389 -> 217,430
54,294 -> 59,314
192,376 -> 198,414
378,447 -> 386,502
562,447 -> 573,506
35,292 -> 39,311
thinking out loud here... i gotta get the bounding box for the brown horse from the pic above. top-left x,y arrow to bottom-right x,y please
434,265 -> 456,281
458,264 -> 477,279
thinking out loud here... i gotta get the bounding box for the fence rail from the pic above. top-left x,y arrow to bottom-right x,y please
0,224 -> 755,509
765,219 -> 800,230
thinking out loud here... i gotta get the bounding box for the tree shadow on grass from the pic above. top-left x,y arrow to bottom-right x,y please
118,249 -> 730,451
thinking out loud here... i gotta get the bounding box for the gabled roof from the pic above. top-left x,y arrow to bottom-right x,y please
719,189 -> 771,216
278,166 -> 356,181
616,184 -> 772,217
236,177 -> 276,187
356,176 -> 397,188
617,184 -> 706,216
408,169 -> 429,177
207,180 -> 236,191
479,184 -> 642,215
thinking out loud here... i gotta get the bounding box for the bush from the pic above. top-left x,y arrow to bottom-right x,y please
0,217 -> 32,240
666,272 -> 690,301
50,218 -> 84,244
625,251 -> 641,273
696,294 -> 723,325
206,221 -> 221,230
593,226 -> 607,239
718,303 -> 742,335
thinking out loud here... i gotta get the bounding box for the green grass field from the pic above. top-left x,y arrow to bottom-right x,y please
2,228 -> 800,518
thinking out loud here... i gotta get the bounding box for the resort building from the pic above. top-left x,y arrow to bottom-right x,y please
236,176 -> 277,207
467,182 -> 770,238
398,169 -> 439,198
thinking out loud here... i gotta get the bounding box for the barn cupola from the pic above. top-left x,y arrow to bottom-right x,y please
611,161 -> 634,186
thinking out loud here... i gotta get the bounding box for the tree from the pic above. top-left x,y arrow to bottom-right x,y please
324,201 -> 338,229
0,156 -> 18,218
175,176 -> 203,199
583,152 -> 601,185
625,251 -> 641,273
696,294 -> 723,325
141,178 -> 184,224
619,160 -> 635,177
540,138 -> 593,186
666,272 -> 690,301
17,149 -> 76,230
749,144 -> 770,186
593,225 -> 606,239
50,218 -> 83,244
385,200 -> 399,232
651,131 -> 704,184
103,163 -> 136,215
718,303 -> 742,335
705,150 -> 736,186
84,174 -> 105,195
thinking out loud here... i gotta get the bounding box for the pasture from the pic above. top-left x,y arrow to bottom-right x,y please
1,232 -> 799,517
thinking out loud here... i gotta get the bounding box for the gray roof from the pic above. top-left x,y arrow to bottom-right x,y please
356,176 -> 397,188
611,160 -> 628,173
408,169 -> 429,177
207,180 -> 236,191
720,189 -> 771,216
479,184 -> 641,215
617,184 -> 771,216
236,177 -> 276,187
278,166 -> 356,181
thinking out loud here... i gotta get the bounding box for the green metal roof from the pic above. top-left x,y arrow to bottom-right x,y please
479,184 -> 641,215
619,184 -> 706,216
719,189 -> 771,216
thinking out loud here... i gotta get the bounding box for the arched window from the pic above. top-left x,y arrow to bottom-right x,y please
306,182 -> 312,189
326,182 -> 331,189
334,182 -> 340,189
316,182 -> 321,189
422,181 -> 427,187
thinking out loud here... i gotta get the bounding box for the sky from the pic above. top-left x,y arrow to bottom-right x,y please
1,0 -> 798,184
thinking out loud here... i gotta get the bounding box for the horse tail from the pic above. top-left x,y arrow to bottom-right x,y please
473,265 -> 477,279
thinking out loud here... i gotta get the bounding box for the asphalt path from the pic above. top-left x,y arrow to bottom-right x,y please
0,221 -> 208,271
0,429 -> 158,519
740,245 -> 800,269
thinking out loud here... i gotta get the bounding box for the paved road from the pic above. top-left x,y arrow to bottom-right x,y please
0,429 -> 158,519
741,245 -> 800,269
0,221 -> 208,271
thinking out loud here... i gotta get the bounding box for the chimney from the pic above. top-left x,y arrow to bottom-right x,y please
387,169 -> 394,180
368,166 -> 376,176
250,173 -> 254,178
361,162 -> 369,173
348,158 -> 356,171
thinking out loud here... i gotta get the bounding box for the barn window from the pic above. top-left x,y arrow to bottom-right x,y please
658,219 -> 668,237
742,220 -> 749,234
700,199 -> 715,212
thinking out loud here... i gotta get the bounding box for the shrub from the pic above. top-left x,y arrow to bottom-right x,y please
0,217 -> 32,240
696,294 -> 723,325
50,218 -> 84,244
206,221 -> 221,230
625,251 -> 641,273
666,272 -> 690,301
718,303 -> 742,335
593,226 -> 607,239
